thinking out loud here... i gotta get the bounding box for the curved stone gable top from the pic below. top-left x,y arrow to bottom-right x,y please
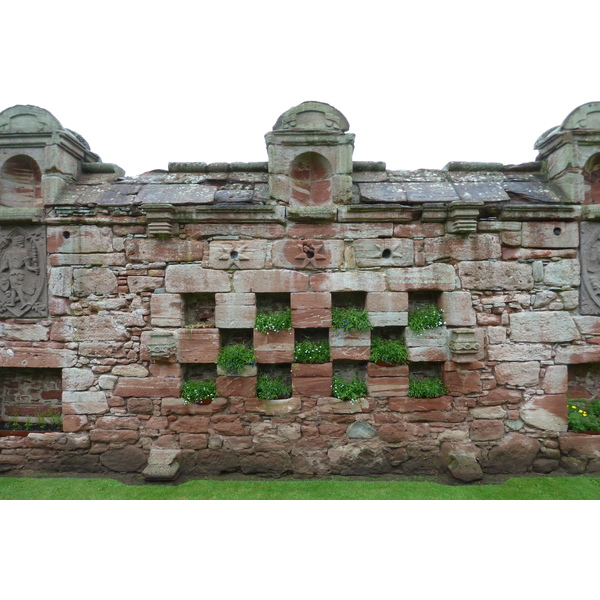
535,102 -> 600,149
561,102 -> 600,131
0,105 -> 63,133
273,101 -> 349,132
0,105 -> 91,150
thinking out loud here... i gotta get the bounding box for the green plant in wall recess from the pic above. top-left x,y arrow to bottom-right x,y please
217,344 -> 256,375
255,307 -> 292,333
370,337 -> 409,365
332,375 -> 368,402
293,339 -> 330,364
256,374 -> 292,401
331,307 -> 372,332
568,398 -> 600,432
47,409 -> 62,430
407,305 -> 444,334
181,380 -> 217,404
408,377 -> 446,398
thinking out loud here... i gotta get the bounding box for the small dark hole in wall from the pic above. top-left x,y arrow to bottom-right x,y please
305,249 -> 315,259
381,248 -> 392,259
554,227 -> 562,236
63,231 -> 71,239
230,250 -> 239,259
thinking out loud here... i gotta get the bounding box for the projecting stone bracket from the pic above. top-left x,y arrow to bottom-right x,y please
143,203 -> 177,237
446,201 -> 484,234
449,328 -> 481,363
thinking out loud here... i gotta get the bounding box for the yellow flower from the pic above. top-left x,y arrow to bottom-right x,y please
579,410 -> 584,413
572,405 -> 577,409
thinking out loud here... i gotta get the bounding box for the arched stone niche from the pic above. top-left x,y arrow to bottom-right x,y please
290,152 -> 333,205
265,101 -> 354,206
584,153 -> 600,205
0,155 -> 42,208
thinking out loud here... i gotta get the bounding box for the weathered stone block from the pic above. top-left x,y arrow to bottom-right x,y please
125,238 -> 204,263
311,271 -> 386,292
510,312 -> 579,343
47,226 -> 113,254
62,391 -> 109,415
0,347 -> 77,369
543,259 -> 580,287
177,328 -> 220,363
215,293 -> 257,328
542,365 -> 568,394
208,240 -> 267,270
0,323 -> 49,342
365,291 -> 408,312
470,420 -> 505,441
521,222 -> 578,248
353,238 -> 414,267
272,239 -> 344,269
113,377 -> 180,398
494,361 -> 540,387
254,329 -> 294,363
458,261 -> 534,290
72,268 -> 118,296
424,234 -> 501,262
49,267 -> 72,297
292,362 -> 332,377
165,265 -> 230,293
387,264 -> 456,291
408,347 -> 449,362
233,269 -> 309,292
51,315 -> 131,342
367,376 -> 409,397
520,394 -> 568,431
405,326 -> 448,347
554,346 -> 600,364
170,416 -> 211,434
62,368 -> 94,391
292,376 -> 332,397
439,292 -> 476,326
487,344 -> 552,362
127,276 -> 163,293
151,293 -> 184,327
443,370 -> 482,395
216,376 -> 256,398
100,446 -> 147,473
485,433 -> 540,473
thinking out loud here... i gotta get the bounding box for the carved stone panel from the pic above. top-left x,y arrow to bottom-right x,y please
580,222 -> 600,314
0,225 -> 47,317
353,238 -> 414,267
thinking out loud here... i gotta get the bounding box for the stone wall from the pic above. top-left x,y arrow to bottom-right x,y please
1,101 -> 600,482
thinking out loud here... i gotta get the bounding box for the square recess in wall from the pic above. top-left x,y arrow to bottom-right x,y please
184,293 -> 215,327
0,368 -> 63,430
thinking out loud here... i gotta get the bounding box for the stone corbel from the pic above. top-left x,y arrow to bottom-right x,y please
446,201 -> 483,234
148,331 -> 178,363
143,204 -> 177,237
449,328 -> 481,363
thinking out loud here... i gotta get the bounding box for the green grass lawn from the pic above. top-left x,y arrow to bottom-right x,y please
1,474 -> 599,500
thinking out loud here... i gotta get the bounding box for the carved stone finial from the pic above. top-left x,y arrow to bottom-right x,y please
273,101 -> 349,132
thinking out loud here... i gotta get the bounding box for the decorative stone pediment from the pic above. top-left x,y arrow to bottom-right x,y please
273,101 -> 349,132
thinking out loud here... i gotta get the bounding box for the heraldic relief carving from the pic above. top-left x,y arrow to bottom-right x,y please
0,225 -> 47,318
580,222 -> 600,315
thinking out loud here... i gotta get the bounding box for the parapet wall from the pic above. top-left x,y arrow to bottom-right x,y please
1,101 -> 600,482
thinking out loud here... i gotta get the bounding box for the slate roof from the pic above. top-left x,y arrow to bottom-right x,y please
57,160 -> 563,208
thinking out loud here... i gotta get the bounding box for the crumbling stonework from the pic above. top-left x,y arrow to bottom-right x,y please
2,100 -> 600,482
